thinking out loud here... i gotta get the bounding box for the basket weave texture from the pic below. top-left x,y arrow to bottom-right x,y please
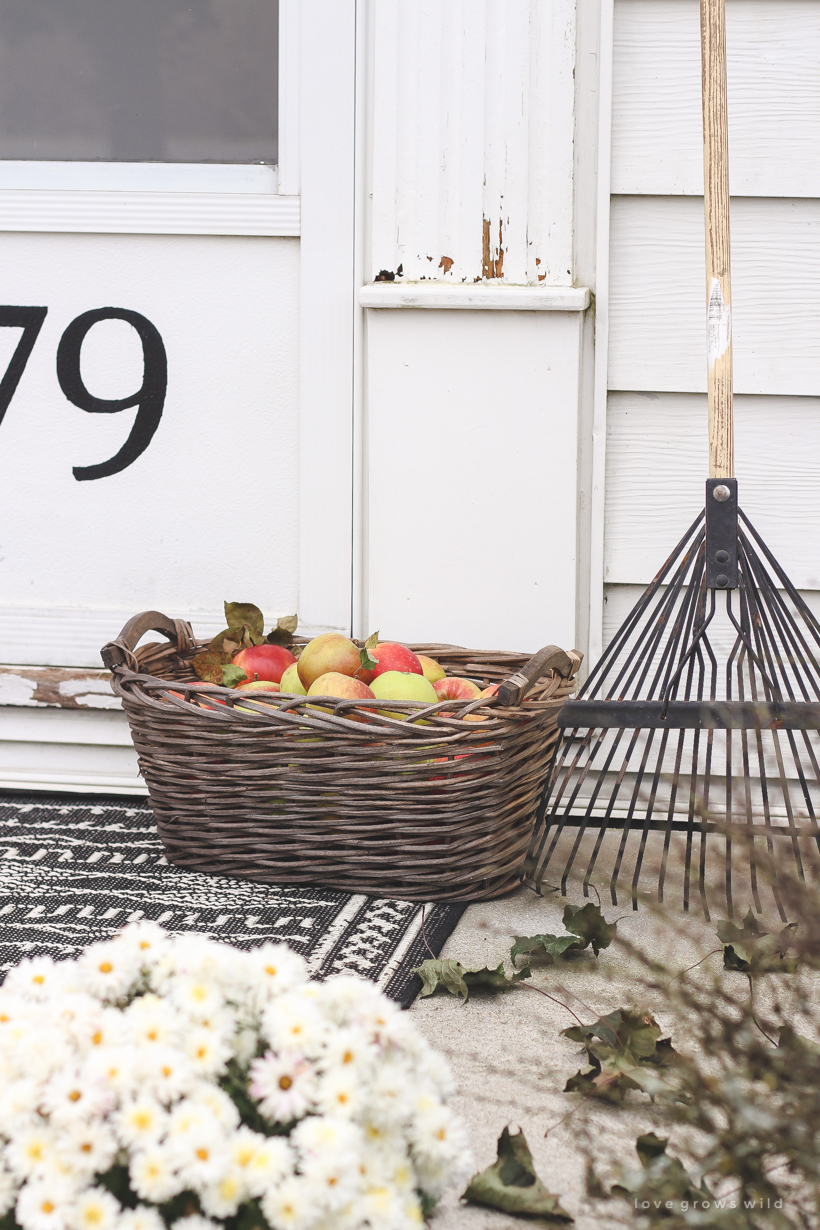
104,615 -> 580,902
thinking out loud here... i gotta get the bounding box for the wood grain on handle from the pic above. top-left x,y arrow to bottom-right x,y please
701,0 -> 734,478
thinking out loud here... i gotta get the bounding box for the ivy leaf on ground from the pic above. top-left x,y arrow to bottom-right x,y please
563,903 -> 617,956
717,908 -> 798,973
413,959 -> 531,1003
463,1126 -> 573,1223
266,614 -> 298,646
611,1134 -> 713,1218
562,1009 -> 679,1103
510,934 -> 583,967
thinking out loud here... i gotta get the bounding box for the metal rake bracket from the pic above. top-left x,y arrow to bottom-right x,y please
526,483 -> 820,920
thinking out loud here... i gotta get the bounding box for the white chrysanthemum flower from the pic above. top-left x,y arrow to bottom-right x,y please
129,1147 -> 185,1204
169,975 -> 224,1023
242,944 -> 307,1004
261,1174 -> 319,1230
7,1126 -> 58,1180
232,1027 -> 257,1065
360,1183 -> 407,1230
69,1186 -> 120,1230
262,994 -> 328,1057
41,1068 -> 112,1124
55,1120 -> 117,1179
117,921 -> 170,967
187,1085 -> 240,1132
315,1067 -> 364,1119
291,1115 -> 361,1169
249,1053 -> 316,1123
115,1097 -> 168,1149
9,1028 -> 72,1085
0,1166 -> 17,1217
135,1045 -> 196,1104
82,1047 -> 136,1099
0,1079 -> 41,1132
320,1026 -> 376,1076
199,1166 -> 247,1218
15,1178 -> 74,1230
232,1133 -> 292,1196
170,1216 -> 220,1230
4,957 -> 65,1002
117,1205 -> 166,1230
47,994 -> 101,1048
123,994 -> 181,1049
368,1060 -> 415,1126
171,1128 -> 230,1190
183,1028 -> 230,1079
299,1150 -> 358,1212
76,941 -> 140,1002
167,936 -> 234,989
83,1007 -> 126,1052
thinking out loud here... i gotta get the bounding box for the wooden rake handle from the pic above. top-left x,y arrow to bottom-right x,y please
701,0 -> 734,478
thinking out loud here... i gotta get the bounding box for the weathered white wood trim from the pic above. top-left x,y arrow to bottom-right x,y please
368,0 -> 576,286
0,190 -> 300,237
608,196 -> 820,396
612,0 -> 820,198
0,162 -> 279,194
0,709 -> 144,795
298,1 -> 357,635
359,283 -> 590,311
0,667 -> 119,711
587,0 -> 615,671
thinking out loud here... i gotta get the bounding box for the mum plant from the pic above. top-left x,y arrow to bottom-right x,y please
0,925 -> 472,1230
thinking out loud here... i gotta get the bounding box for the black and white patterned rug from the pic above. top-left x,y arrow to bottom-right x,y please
0,795 -> 466,1007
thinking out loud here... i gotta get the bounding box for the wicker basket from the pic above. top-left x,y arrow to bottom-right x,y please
102,612 -> 581,902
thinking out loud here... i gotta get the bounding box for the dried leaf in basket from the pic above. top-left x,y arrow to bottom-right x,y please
224,602 -> 265,642
413,958 -> 531,1003
266,614 -> 298,646
462,1126 -> 573,1222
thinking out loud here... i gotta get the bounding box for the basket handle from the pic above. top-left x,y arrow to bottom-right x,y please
101,610 -> 193,672
495,645 -> 582,707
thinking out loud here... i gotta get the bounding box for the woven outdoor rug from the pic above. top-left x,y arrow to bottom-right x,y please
0,794 -> 466,1007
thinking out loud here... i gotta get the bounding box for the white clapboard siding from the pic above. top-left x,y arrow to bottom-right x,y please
369,0 -> 576,285
0,708 -> 144,794
612,0 -> 820,197
604,392 -> 820,589
608,196 -> 820,396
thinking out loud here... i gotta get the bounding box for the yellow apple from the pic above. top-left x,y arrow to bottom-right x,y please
417,654 -> 446,683
279,662 -> 307,695
297,633 -> 362,689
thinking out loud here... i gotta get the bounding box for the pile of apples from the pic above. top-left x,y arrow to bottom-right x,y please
227,632 -> 497,717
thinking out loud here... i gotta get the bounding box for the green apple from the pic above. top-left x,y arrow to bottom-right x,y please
280,662 -> 307,695
370,670 -> 438,719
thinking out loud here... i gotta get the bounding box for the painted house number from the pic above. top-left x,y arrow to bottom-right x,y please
0,305 -> 167,481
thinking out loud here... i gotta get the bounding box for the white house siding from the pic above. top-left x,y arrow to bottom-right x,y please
603,0 -> 820,645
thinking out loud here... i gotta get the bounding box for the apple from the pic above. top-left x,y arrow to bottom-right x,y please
307,672 -> 375,720
366,642 -> 423,682
481,684 -> 500,698
370,670 -> 438,719
434,677 -> 483,702
279,662 -> 307,695
417,654 -> 446,684
297,634 -> 362,689
235,679 -> 280,693
231,644 -> 296,684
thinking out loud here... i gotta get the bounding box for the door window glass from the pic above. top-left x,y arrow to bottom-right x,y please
0,0 -> 278,163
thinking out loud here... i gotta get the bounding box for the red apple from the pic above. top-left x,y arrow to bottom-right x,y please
434,677 -> 483,702
481,683 -> 500,698
298,634 -> 362,689
231,644 -> 296,684
417,654 -> 446,684
365,642 -> 423,683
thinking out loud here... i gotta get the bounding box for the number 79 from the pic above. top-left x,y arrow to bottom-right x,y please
0,305 -> 167,481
